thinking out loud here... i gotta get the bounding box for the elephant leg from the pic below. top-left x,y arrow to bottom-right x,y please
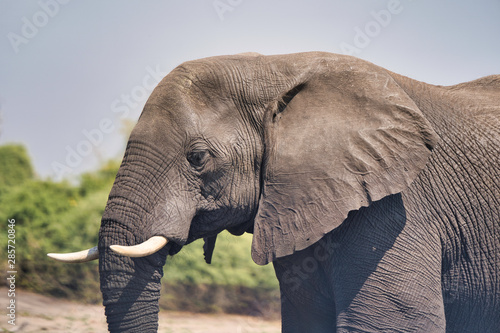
330,194 -> 446,332
274,254 -> 336,333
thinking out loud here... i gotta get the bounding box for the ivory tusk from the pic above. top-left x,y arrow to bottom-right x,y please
110,236 -> 168,257
47,246 -> 99,263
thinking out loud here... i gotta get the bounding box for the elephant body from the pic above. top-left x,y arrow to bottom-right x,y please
56,52 -> 499,332
274,73 -> 500,332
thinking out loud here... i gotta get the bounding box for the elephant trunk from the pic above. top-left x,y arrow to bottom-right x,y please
99,208 -> 169,332
98,158 -> 169,332
97,139 -> 192,331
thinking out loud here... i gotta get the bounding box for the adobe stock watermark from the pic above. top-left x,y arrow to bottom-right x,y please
51,65 -> 167,179
213,0 -> 243,21
7,0 -> 71,54
6,219 -> 17,326
339,0 -> 412,55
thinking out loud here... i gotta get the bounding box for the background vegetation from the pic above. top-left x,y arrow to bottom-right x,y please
0,143 -> 279,317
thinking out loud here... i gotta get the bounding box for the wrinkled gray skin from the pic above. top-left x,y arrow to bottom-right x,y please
98,52 -> 500,332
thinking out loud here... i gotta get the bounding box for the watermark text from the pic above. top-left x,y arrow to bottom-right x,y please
6,219 -> 17,326
339,0 -> 410,55
213,0 -> 243,21
50,65 -> 167,179
7,0 -> 71,54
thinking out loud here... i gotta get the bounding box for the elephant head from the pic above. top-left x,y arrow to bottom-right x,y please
49,52 -> 437,332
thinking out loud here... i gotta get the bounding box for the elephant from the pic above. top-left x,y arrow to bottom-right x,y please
48,52 -> 500,332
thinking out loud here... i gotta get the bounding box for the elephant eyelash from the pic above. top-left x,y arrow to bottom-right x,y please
187,150 -> 211,169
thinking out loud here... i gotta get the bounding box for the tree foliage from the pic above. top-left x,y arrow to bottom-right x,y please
0,144 -> 34,190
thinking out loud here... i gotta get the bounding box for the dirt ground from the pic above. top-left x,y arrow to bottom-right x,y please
0,288 -> 281,333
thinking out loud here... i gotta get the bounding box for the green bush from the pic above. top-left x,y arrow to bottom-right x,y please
165,232 -> 277,289
161,232 -> 280,317
0,144 -> 34,195
78,159 -> 120,196
0,177 -> 107,302
0,145 -> 113,302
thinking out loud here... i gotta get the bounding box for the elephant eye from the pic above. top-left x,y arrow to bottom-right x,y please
187,150 -> 210,169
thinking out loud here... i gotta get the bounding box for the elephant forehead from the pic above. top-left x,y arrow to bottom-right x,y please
137,95 -> 244,154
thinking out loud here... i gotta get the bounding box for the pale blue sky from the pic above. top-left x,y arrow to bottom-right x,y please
1,0 -> 499,179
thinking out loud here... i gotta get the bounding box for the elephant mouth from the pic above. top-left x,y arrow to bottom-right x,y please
47,235 -> 170,262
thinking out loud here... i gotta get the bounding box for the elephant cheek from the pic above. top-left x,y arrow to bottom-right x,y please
150,194 -> 197,247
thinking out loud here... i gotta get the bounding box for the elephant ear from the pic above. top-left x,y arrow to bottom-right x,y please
251,66 -> 439,265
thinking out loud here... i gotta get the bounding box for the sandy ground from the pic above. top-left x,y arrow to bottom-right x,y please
0,288 -> 281,333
